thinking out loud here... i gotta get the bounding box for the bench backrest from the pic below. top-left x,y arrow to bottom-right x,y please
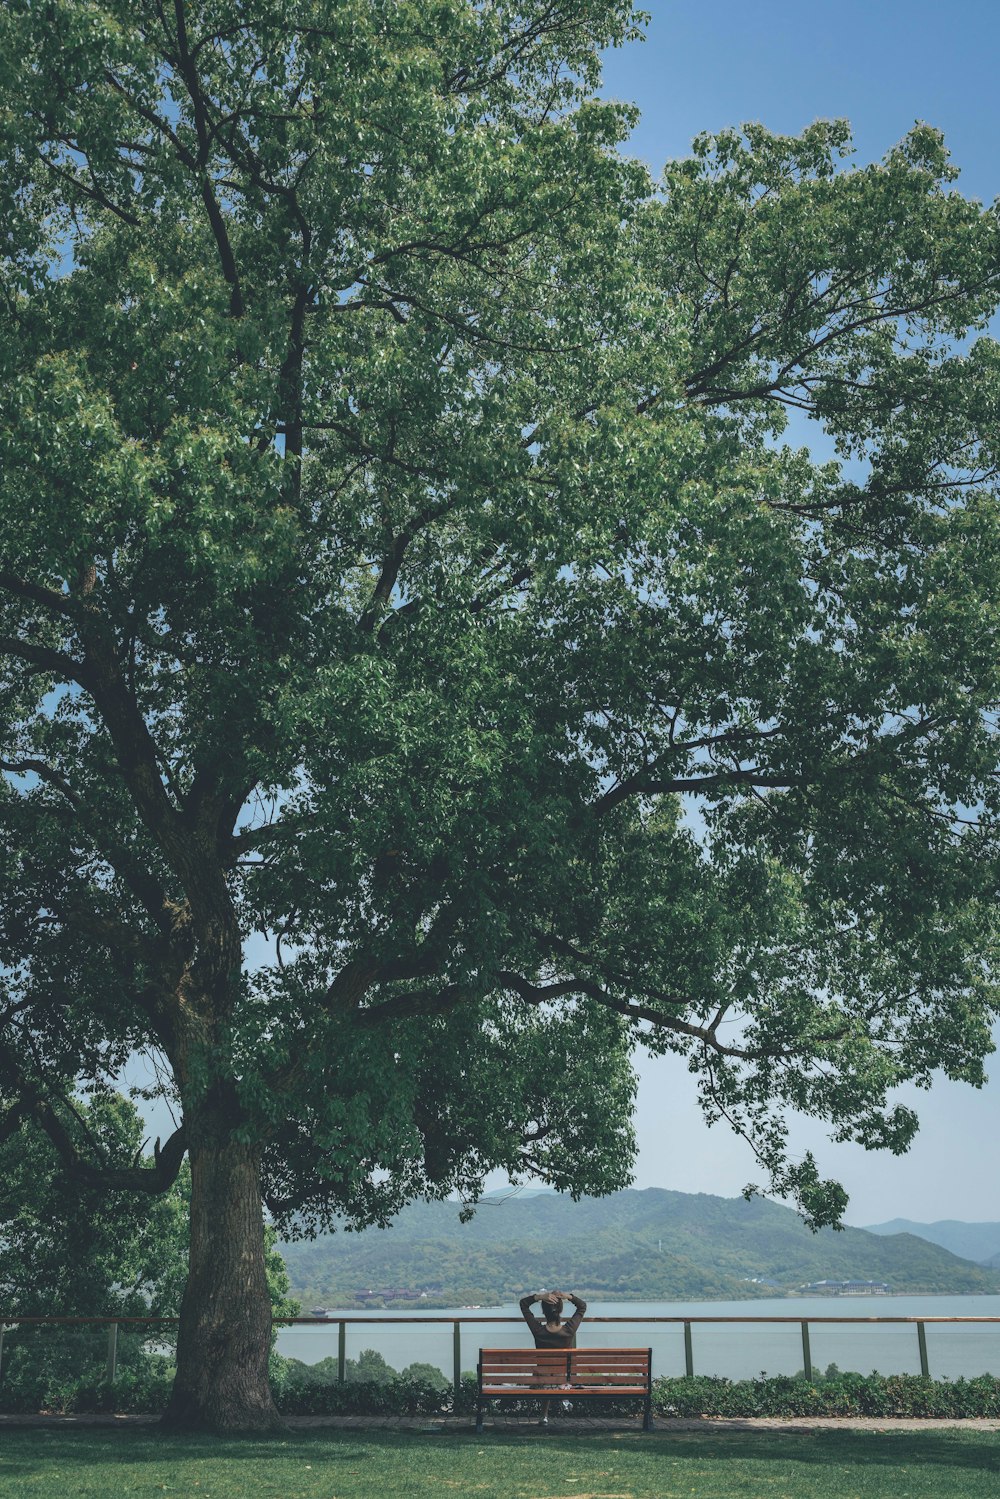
478,1347 -> 652,1387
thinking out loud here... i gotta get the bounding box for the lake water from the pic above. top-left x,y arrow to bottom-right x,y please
276,1295 -> 1000,1381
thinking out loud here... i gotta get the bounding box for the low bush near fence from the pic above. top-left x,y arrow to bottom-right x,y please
0,1327 -> 177,1415
0,1346 -> 469,1417
4,1346 -> 1000,1419
0,1357 -> 176,1415
273,1373 -> 478,1417
653,1372 -> 1000,1419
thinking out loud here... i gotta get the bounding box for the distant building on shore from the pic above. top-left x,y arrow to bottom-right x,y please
354,1287 -> 430,1301
799,1279 -> 890,1296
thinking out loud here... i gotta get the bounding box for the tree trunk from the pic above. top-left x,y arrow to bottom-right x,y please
162,1135 -> 282,1432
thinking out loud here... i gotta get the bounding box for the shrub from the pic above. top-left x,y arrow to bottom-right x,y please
651,1372 -> 1000,1419
0,1355 -> 176,1416
274,1374 -> 459,1417
4,1347 -> 999,1419
0,1327 -> 173,1414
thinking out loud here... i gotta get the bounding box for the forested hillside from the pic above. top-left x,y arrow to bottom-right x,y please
280,1189 -> 1000,1307
864,1219 -> 1000,1266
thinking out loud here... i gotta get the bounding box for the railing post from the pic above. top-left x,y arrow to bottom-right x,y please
453,1321 -> 462,1395
105,1322 -> 118,1387
0,1324 -> 5,1387
338,1321 -> 346,1384
800,1321 -> 812,1381
917,1321 -> 930,1378
683,1321 -> 694,1378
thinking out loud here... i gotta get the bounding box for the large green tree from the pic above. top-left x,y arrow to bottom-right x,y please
2,0 -> 1000,1430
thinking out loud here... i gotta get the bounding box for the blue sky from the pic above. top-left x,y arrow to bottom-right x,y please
598,1 -> 1000,1226
605,0 -> 1000,205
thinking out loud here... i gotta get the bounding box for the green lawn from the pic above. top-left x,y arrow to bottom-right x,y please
0,1427 -> 997,1498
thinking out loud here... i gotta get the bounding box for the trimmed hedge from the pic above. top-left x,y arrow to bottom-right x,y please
274,1373 -> 479,1417
653,1372 -> 1000,1419
4,1357 -> 1000,1418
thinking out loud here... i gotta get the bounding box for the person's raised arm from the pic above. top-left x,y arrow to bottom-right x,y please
564,1292 -> 587,1332
519,1291 -> 542,1322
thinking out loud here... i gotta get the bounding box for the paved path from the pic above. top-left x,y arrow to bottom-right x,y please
2,1412 -> 999,1434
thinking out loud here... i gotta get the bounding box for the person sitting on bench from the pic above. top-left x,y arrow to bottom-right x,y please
518,1288 -> 587,1423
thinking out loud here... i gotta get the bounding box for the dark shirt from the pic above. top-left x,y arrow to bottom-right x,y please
519,1294 -> 588,1349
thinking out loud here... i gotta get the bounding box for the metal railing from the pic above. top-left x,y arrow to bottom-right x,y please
2,1313 -> 998,1394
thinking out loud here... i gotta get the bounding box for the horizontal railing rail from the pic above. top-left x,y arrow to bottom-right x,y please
5,1314 -> 1000,1325
2,1314 -> 998,1393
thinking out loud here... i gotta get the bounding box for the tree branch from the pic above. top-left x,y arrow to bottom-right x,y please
591,766 -> 794,818
0,634 -> 93,685
73,621 -> 185,852
0,571 -> 82,619
494,970 -> 776,1059
35,1100 -> 187,1194
358,498 -> 464,632
0,760 -> 175,933
352,982 -> 468,1026
0,1040 -> 187,1193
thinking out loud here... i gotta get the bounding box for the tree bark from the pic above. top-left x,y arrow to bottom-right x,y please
162,1134 -> 281,1432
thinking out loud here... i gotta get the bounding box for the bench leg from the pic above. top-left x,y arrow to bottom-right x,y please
643,1395 -> 653,1432
475,1400 -> 484,1435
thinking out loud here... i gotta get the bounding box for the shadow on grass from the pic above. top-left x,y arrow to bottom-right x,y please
489,1429 -> 1000,1474
5,1426 -> 1000,1477
3,1429 -> 371,1470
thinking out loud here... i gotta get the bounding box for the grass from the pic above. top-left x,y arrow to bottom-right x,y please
0,1427 -> 998,1498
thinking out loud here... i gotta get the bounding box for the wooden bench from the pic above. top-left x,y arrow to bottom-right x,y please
475,1347 -> 654,1432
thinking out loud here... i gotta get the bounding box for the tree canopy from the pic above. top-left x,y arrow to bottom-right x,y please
2,0 -> 1000,1428
0,1091 -> 188,1318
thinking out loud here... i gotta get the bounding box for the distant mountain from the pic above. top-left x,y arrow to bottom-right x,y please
279,1188 -> 1000,1308
864,1219 -> 1000,1267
